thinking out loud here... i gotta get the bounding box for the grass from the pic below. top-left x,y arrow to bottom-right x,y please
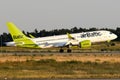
0,41 -> 120,78
0,59 -> 120,78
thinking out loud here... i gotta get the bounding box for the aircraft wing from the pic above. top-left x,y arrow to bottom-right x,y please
39,33 -> 78,48
66,33 -> 79,46
67,33 -> 75,40
52,42 -> 67,47
38,42 -> 67,48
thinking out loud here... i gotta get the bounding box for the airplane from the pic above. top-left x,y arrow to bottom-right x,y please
6,22 -> 117,52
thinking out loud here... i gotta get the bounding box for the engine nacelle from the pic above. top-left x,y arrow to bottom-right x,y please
79,40 -> 91,48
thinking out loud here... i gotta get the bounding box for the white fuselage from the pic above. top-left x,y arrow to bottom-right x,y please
6,30 -> 117,48
29,30 -> 117,48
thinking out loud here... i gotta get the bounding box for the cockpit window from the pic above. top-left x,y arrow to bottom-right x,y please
110,32 -> 113,34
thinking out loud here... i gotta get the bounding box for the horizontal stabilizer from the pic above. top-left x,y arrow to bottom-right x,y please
29,34 -> 35,38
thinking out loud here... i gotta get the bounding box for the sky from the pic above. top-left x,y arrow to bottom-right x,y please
0,0 -> 120,34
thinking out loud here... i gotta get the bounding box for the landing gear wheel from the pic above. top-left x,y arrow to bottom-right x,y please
67,48 -> 72,53
107,42 -> 116,47
59,48 -> 64,53
111,43 -> 115,46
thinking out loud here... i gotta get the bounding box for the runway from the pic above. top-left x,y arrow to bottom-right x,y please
2,78 -> 120,80
0,50 -> 120,55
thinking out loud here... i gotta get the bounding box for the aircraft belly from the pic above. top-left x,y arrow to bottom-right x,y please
38,41 -> 66,48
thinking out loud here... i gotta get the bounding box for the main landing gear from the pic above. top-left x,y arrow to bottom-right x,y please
59,48 -> 72,53
59,48 -> 64,53
67,48 -> 71,53
106,42 -> 115,47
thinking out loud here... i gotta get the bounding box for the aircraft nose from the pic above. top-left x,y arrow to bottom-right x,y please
113,34 -> 117,39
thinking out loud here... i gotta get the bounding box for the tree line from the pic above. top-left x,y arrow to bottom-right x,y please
0,27 -> 120,46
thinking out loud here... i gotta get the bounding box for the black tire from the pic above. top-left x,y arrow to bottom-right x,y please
111,43 -> 115,46
59,48 -> 64,53
67,49 -> 72,53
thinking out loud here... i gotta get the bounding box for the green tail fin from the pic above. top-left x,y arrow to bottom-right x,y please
7,22 -> 28,41
6,22 -> 39,48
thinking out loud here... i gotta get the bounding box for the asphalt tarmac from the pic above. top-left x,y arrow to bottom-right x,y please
1,50 -> 120,55
2,78 -> 120,80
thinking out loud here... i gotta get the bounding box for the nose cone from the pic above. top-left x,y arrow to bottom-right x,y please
113,34 -> 117,40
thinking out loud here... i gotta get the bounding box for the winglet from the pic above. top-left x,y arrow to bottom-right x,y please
67,33 -> 75,40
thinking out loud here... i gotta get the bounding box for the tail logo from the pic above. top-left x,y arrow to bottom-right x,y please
13,35 -> 23,39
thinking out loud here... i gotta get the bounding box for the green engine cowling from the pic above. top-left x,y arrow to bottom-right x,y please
80,40 -> 91,48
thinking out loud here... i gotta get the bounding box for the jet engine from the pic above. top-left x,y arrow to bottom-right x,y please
79,40 -> 91,48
